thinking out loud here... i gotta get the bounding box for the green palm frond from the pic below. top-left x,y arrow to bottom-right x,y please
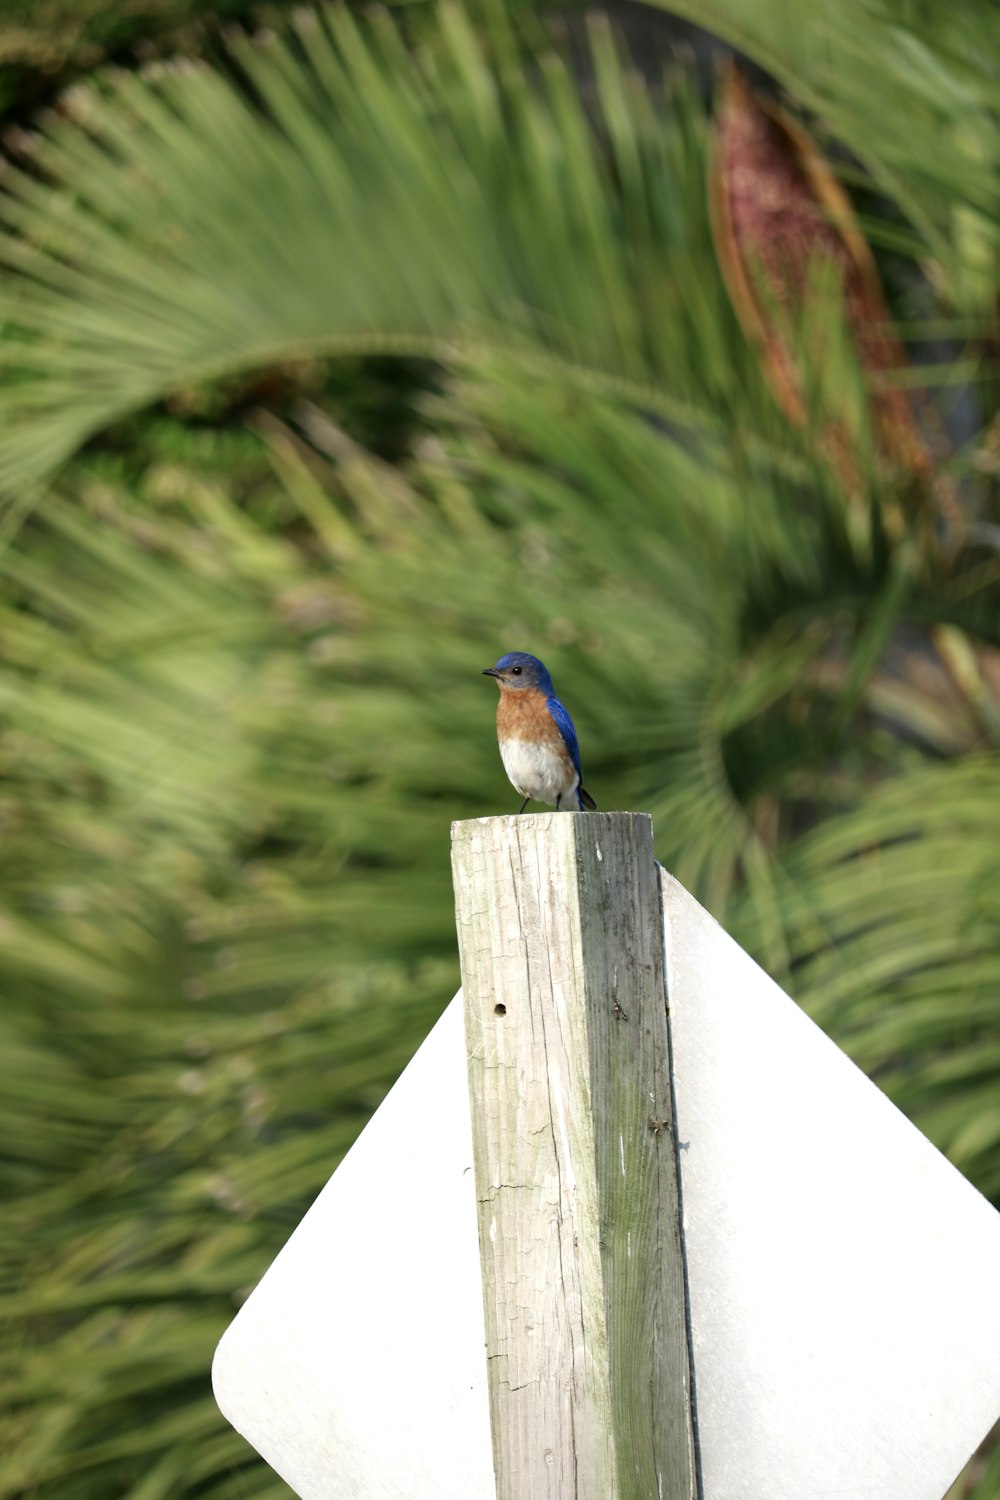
0,3 -> 781,499
747,757 -> 1000,1196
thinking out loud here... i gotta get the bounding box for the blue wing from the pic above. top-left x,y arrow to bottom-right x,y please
546,694 -> 583,781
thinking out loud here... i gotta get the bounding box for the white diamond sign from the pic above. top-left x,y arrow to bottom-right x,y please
213,871 -> 1000,1499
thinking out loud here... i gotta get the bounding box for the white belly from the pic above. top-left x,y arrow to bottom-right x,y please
499,737 -> 578,808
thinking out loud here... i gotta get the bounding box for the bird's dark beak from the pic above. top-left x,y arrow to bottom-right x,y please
481,667 -> 500,678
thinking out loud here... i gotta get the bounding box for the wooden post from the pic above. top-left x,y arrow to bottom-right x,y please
451,812 -> 695,1500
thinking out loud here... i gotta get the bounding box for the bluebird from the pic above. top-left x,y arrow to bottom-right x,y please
482,652 -> 597,813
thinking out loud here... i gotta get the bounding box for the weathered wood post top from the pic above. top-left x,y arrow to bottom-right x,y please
451,811 -> 696,1500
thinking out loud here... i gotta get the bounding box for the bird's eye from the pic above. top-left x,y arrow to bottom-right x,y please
511,665 -> 522,675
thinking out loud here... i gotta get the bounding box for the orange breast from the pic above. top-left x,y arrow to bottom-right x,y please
496,688 -> 563,748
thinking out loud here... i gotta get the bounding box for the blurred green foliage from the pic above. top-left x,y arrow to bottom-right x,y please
0,0 -> 297,115
0,1 -> 998,1497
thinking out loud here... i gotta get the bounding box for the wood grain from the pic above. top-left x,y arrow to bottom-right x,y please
451,812 -> 695,1500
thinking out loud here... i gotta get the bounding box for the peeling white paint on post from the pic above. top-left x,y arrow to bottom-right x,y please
451,812 -> 695,1500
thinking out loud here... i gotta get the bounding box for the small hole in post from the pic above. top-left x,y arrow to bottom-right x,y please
494,1004 -> 507,1017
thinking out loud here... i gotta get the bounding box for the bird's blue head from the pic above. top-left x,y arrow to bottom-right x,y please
481,651 -> 553,693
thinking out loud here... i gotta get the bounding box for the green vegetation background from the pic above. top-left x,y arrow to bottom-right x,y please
1,0 -> 998,1495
